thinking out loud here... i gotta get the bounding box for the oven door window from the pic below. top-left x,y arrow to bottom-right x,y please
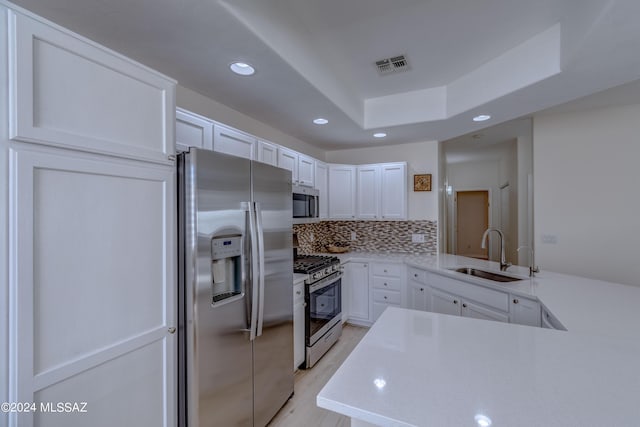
308,279 -> 341,338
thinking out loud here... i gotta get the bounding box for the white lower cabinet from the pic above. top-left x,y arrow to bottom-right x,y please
344,261 -> 370,325
407,280 -> 430,311
430,288 -> 463,316
462,300 -> 510,322
510,296 -> 541,327
293,283 -> 305,370
370,263 -> 404,322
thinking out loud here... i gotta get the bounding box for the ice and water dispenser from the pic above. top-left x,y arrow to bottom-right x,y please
210,233 -> 243,305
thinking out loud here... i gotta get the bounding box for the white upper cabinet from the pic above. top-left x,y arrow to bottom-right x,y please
176,109 -> 213,153
277,146 -> 298,183
380,162 -> 407,219
315,161 -> 329,219
329,165 -> 357,219
297,154 -> 315,187
9,11 -> 176,164
357,165 -> 380,219
257,140 -> 278,166
213,124 -> 256,160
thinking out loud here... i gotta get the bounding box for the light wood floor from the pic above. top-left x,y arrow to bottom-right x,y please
268,324 -> 369,427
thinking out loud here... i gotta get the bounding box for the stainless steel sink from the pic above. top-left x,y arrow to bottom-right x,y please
449,267 -> 524,283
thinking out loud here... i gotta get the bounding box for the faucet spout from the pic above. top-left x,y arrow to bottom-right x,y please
481,228 -> 511,271
517,245 -> 539,277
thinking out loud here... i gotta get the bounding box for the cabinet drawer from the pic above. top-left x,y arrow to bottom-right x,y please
372,276 -> 401,291
407,267 -> 428,284
371,263 -> 402,277
372,289 -> 401,305
430,274 -> 509,312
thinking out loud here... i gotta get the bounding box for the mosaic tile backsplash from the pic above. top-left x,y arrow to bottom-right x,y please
293,220 -> 437,255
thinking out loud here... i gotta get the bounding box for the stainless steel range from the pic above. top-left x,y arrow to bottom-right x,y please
294,256 -> 343,368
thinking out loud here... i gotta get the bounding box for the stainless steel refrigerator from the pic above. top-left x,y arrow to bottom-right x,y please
178,148 -> 293,427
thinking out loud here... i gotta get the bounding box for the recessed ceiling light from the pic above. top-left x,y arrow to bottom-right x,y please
474,414 -> 492,427
473,115 -> 491,122
373,132 -> 387,138
313,118 -> 328,125
230,62 -> 255,76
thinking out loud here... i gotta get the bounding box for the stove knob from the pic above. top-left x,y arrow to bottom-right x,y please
325,267 -> 331,275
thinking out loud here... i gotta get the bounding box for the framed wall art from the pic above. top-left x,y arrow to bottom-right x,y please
414,174 -> 432,191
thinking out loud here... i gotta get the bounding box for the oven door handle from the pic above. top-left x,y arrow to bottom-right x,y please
308,271 -> 343,294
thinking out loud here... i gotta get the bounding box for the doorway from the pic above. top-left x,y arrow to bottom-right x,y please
455,190 -> 489,259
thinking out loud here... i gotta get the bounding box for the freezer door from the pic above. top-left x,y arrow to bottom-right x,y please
251,161 -> 294,427
179,149 -> 254,427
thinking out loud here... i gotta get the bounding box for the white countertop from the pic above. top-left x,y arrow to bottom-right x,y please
316,252 -> 640,426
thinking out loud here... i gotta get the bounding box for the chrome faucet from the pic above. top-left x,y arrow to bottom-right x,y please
481,228 -> 511,271
517,245 -> 540,277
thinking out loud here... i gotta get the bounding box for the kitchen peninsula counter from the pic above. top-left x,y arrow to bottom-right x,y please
316,252 -> 640,426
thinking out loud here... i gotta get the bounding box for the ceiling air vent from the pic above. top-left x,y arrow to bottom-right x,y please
375,54 -> 410,76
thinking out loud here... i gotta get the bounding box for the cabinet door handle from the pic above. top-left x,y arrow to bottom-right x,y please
296,290 -> 301,295
384,282 -> 388,286
364,264 -> 368,267
384,269 -> 387,273
414,273 -> 418,278
384,296 -> 388,300
453,300 -> 458,305
168,327 -> 176,334
462,303 -> 467,308
513,299 -> 519,304
420,288 -> 424,291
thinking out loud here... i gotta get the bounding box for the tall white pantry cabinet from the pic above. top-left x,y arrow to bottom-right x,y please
0,4 -> 177,427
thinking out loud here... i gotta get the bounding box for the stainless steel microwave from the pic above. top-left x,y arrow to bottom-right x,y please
292,185 -> 319,219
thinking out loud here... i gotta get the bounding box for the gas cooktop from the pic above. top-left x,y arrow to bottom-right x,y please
293,255 -> 340,274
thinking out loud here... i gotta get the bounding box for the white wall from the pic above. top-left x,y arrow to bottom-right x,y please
534,103 -> 640,286
176,85 -> 325,160
325,141 -> 439,221
517,133 -> 533,265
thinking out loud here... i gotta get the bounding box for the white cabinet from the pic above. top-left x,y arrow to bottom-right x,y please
213,124 -> 256,160
9,10 -> 176,164
407,280 -> 430,311
176,108 -> 213,153
4,8 -> 176,426
380,162 -> 407,219
257,140 -> 278,166
293,283 -> 305,370
357,165 -> 380,219
462,300 -> 510,322
430,288 -> 462,316
370,263 -> 404,322
344,262 -> 370,324
298,154 -> 315,187
315,161 -> 329,219
429,273 -> 510,323
352,162 -> 406,220
329,165 -> 357,219
277,146 -> 298,182
510,296 -> 541,327
8,145 -> 176,426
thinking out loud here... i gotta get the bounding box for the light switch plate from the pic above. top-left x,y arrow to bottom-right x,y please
541,234 -> 558,244
351,231 -> 357,241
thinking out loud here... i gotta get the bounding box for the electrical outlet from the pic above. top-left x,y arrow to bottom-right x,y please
541,234 -> 558,244
309,232 -> 314,242
411,234 -> 425,243
351,231 -> 357,241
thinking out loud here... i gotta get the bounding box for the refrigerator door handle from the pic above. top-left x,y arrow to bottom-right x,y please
247,201 -> 259,341
255,202 -> 266,337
